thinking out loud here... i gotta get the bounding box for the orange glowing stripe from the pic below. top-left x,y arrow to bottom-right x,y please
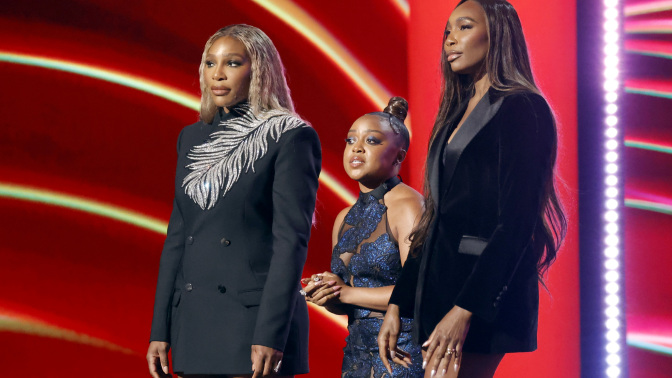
392,0 -> 410,18
308,303 -> 348,328
251,0 -> 413,136
319,171 -> 356,205
0,52 -> 356,206
0,309 -> 136,355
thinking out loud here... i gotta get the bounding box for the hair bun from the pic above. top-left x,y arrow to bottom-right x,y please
383,96 -> 408,123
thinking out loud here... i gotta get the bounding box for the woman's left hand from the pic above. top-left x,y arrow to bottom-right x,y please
251,344 -> 283,377
422,306 -> 472,377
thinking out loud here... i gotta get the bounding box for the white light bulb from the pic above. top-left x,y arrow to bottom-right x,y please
605,43 -> 619,56
607,329 -> 620,341
606,282 -> 619,294
606,92 -> 618,103
606,187 -> 618,198
604,66 -> 619,79
604,80 -> 619,92
605,223 -> 619,234
606,151 -> 618,162
605,271 -> 619,282
606,306 -> 620,318
606,366 -> 621,377
604,8 -> 618,20
606,128 -> 618,138
607,354 -> 621,366
606,104 -> 618,114
606,175 -> 618,186
606,116 -> 618,126
605,246 -> 619,258
604,0 -> 618,8
605,210 -> 618,222
606,259 -> 619,270
606,342 -> 620,354
606,140 -> 619,150
606,198 -> 619,209
604,20 -> 619,32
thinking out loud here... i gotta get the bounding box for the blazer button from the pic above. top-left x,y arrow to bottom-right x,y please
186,236 -> 194,245
502,285 -> 508,292
220,238 -> 231,246
217,284 -> 227,293
493,302 -> 499,307
185,283 -> 193,292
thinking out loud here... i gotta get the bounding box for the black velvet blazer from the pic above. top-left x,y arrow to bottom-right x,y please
390,89 -> 555,353
150,107 -> 321,374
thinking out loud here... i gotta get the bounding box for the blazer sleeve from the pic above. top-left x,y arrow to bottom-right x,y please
150,129 -> 187,342
252,126 -> 321,351
453,93 -> 555,322
389,251 -> 421,318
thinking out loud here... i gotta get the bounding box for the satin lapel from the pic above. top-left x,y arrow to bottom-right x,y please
439,91 -> 503,201
427,126 -> 450,211
412,91 -> 503,338
412,101 -> 465,339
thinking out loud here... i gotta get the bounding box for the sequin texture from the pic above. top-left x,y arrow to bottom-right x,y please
331,187 -> 423,377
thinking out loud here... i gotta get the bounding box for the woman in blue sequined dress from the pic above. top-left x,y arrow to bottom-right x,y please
302,97 -> 424,377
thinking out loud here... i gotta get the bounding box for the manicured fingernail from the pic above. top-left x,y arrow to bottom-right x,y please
333,285 -> 341,290
422,360 -> 427,369
328,280 -> 336,285
431,369 -> 436,377
454,362 -> 459,371
162,366 -> 169,374
334,291 -> 340,296
442,368 -> 447,375
422,340 -> 429,347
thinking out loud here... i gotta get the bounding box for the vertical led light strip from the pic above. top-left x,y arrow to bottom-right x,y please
603,0 -> 624,377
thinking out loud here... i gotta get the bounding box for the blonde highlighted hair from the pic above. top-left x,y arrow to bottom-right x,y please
199,24 -> 295,123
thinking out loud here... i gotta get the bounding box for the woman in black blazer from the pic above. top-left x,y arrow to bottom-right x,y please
146,25 -> 321,378
378,1 -> 566,377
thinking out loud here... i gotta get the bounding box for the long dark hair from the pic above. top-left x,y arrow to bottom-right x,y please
408,0 -> 567,278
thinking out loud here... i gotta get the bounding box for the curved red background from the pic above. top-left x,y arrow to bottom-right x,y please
0,1 -> 579,377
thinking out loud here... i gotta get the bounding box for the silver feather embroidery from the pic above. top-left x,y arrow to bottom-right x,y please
182,103 -> 307,210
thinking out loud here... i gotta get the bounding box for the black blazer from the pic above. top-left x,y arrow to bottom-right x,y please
150,107 -> 321,374
390,89 -> 555,353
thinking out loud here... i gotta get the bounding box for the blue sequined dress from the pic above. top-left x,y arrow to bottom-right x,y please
331,178 -> 423,377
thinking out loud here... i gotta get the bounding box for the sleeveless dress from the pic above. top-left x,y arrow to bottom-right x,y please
331,177 -> 423,377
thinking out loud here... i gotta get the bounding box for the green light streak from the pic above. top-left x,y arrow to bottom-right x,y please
626,49 -> 672,60
627,337 -> 672,356
625,140 -> 672,155
625,87 -> 672,100
625,199 -> 672,216
0,52 -> 200,110
0,183 -> 167,234
626,29 -> 672,35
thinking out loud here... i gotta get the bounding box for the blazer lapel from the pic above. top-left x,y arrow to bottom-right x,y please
439,90 -> 503,201
412,90 -> 504,339
427,127 -> 450,211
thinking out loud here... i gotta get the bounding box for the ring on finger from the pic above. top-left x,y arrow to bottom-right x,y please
313,275 -> 322,282
299,289 -> 306,296
274,360 -> 282,373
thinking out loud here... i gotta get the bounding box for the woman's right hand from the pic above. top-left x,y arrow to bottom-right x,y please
378,304 -> 411,374
146,341 -> 171,378
301,273 -> 340,305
